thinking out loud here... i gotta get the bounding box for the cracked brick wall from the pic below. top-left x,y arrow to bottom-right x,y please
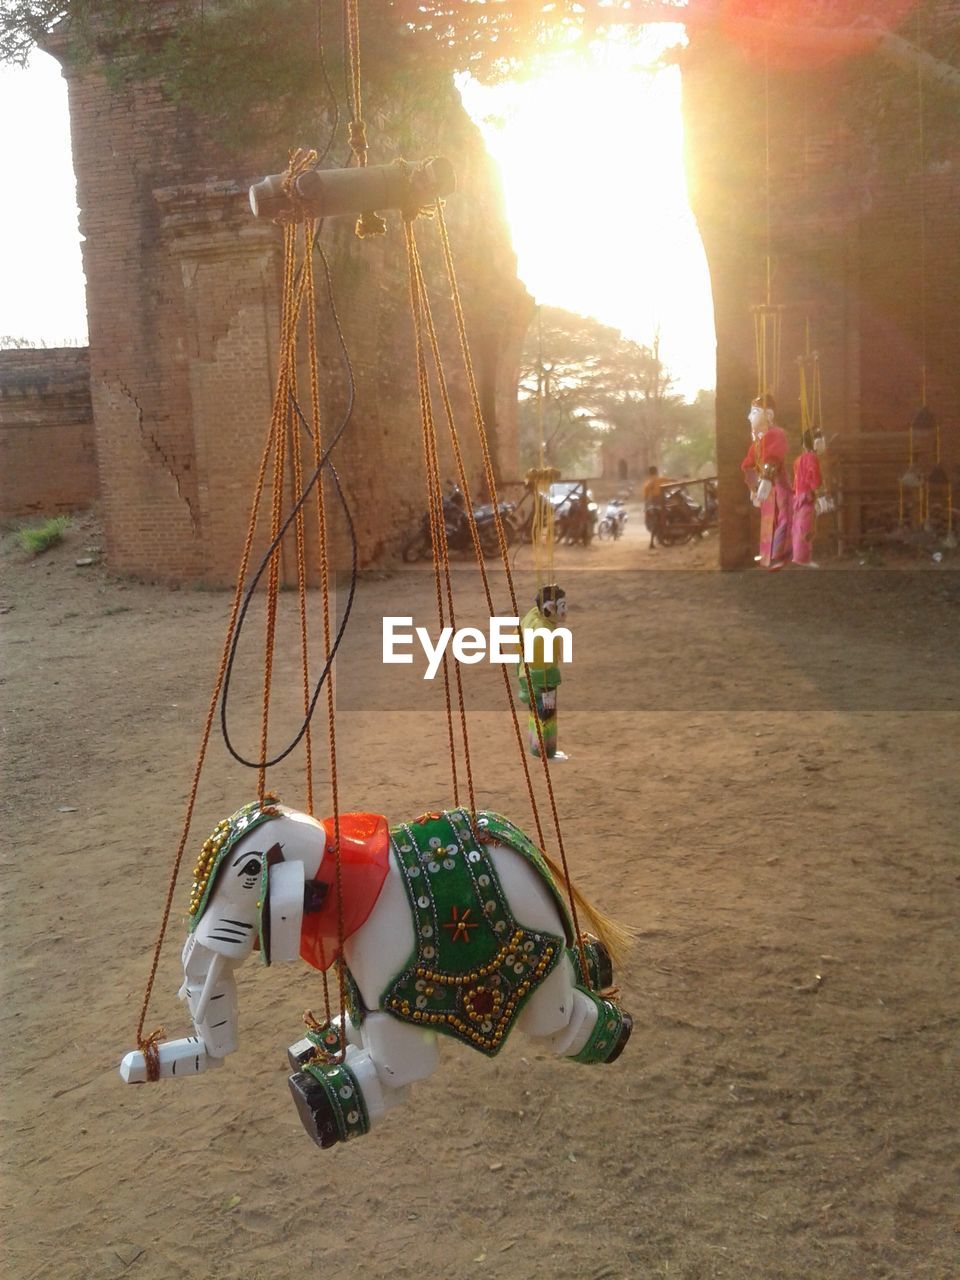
50,44 -> 530,584
0,347 -> 97,518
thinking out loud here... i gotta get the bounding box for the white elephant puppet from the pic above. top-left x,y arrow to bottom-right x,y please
120,798 -> 631,1149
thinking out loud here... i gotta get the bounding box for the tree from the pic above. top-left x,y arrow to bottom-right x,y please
660,389 -> 717,477
0,2 -> 455,151
0,0 -> 145,67
591,331 -> 688,470
517,307 -> 619,472
4,1 -> 955,146
7,1 -> 957,91
517,306 -> 707,475
393,2 -> 960,96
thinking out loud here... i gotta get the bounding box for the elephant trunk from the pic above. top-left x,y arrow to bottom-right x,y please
180,933 -> 242,1058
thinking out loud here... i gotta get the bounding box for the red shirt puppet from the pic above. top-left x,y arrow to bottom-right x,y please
742,424 -> 789,476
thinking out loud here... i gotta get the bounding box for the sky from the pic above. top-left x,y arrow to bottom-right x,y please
0,31 -> 716,395
0,51 -> 88,346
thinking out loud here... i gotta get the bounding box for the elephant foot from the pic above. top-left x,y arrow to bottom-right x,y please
569,994 -> 632,1065
288,1059 -> 370,1148
288,1070 -> 342,1148
576,934 -> 614,990
605,1011 -> 633,1064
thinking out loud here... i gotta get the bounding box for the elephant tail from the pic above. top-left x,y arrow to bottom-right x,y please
540,849 -> 634,969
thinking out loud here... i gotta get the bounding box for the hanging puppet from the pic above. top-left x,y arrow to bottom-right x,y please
120,799 -> 631,1148
742,394 -> 793,570
791,431 -> 823,568
516,584 -> 567,759
897,407 -> 933,528
918,408 -> 954,539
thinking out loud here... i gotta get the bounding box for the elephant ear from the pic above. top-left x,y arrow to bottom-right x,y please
187,796 -> 281,928
256,843 -> 287,965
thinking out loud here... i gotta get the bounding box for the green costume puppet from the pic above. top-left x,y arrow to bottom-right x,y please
517,584 -> 567,759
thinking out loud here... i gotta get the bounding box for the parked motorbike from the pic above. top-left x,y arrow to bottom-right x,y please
401,483 -> 516,562
597,497 -> 629,541
554,488 -> 598,546
656,486 -> 706,546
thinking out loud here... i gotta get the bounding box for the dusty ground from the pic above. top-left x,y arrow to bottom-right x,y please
2,508 -> 958,1280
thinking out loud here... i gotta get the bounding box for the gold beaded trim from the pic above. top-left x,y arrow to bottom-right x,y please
387,943 -> 555,1053
187,795 -> 280,917
411,929 -> 525,987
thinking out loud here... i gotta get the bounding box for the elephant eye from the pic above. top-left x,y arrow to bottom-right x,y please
239,858 -> 261,878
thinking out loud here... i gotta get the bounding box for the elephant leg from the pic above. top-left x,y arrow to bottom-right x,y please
359,1010 -> 440,1090
518,952 -> 631,1064
289,1013 -> 438,1149
516,953 -> 583,1040
517,954 -> 597,1053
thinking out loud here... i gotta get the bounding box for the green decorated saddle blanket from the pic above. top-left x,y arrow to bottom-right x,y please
380,809 -> 573,1056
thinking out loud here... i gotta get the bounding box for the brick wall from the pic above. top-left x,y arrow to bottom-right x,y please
48,34 -> 531,584
0,347 -> 97,518
682,0 -> 960,565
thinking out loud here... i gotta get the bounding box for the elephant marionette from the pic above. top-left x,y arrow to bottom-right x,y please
120,797 -> 631,1149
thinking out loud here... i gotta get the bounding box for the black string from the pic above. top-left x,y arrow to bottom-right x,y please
219,7 -> 357,770
219,233 -> 360,770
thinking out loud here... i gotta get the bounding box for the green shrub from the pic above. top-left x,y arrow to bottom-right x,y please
15,516 -> 71,555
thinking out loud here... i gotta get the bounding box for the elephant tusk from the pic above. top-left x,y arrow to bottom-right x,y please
193,952 -> 224,1025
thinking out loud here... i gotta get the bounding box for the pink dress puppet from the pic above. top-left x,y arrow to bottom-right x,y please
741,398 -> 793,569
791,442 -> 823,567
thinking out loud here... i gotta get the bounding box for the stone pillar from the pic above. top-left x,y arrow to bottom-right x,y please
682,34 -> 762,569
54,55 -> 213,579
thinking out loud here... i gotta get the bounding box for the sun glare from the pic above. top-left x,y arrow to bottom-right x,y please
458,30 -> 716,398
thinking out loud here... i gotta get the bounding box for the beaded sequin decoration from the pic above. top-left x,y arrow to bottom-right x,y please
187,794 -> 280,921
382,809 -> 566,1056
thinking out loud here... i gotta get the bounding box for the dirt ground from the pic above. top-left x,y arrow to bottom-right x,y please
2,508 -> 958,1280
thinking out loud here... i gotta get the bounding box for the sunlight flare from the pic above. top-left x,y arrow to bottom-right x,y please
459,31 -> 715,398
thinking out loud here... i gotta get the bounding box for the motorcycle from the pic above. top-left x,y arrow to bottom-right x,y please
402,482 -> 516,562
597,497 -> 628,541
655,485 -> 707,546
555,488 -> 598,547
